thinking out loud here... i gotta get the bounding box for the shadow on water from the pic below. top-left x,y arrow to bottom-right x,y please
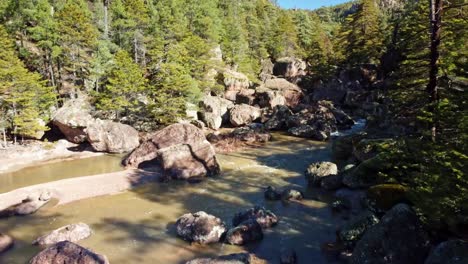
0,134 -> 344,264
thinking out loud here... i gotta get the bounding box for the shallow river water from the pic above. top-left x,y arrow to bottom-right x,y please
0,133 -> 345,264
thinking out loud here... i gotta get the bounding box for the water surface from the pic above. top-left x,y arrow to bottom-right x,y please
0,134 -> 344,264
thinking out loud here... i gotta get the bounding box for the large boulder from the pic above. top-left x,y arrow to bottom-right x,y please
199,96 -> 234,130
52,98 -> 94,143
273,57 -> 307,79
264,78 -> 303,108
342,155 -> 390,189
256,87 -> 287,109
85,120 -> 139,153
225,219 -> 263,245
0,190 -> 51,218
425,240 -> 468,264
175,212 -> 226,244
123,124 -> 220,179
351,204 -> 430,264
29,241 -> 109,264
232,206 -> 278,229
338,210 -> 380,248
305,162 -> 338,186
320,174 -> 344,191
0,233 -> 14,254
186,253 -> 267,264
229,104 -> 262,127
265,105 -> 293,131
33,223 -> 92,246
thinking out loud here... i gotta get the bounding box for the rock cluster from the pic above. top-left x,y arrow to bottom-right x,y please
175,212 -> 226,244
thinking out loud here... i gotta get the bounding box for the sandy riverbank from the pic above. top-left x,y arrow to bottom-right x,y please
0,140 -> 104,174
0,168 -> 159,211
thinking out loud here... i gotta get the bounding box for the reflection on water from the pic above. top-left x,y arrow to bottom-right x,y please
0,134 -> 345,264
0,155 -> 124,193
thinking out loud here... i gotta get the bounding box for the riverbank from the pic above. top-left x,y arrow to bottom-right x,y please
0,140 -> 104,174
0,168 -> 158,212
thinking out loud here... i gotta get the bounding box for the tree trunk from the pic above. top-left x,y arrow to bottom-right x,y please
104,0 -> 109,39
1,128 -> 6,149
134,36 -> 138,64
427,0 -> 443,142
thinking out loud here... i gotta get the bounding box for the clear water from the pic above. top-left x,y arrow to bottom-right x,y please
0,134 -> 345,264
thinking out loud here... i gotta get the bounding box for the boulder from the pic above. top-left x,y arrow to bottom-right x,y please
0,233 -> 14,254
342,155 -> 390,189
320,174 -> 343,191
222,70 -> 250,101
264,186 -> 281,201
281,189 -> 304,201
175,212 -> 226,244
123,124 -> 220,179
186,253 -> 267,264
29,241 -> 109,264
264,78 -> 303,108
33,223 -> 92,246
0,190 -> 51,217
199,96 -> 234,129
85,120 -> 139,153
231,126 -> 271,143
338,210 -> 380,248
225,219 -> 263,245
333,188 -> 367,214
425,240 -> 468,264
367,184 -> 408,212
351,204 -> 430,264
256,87 -> 287,109
236,89 -> 256,105
265,105 -> 293,131
288,125 -> 329,141
305,162 -> 338,186
229,104 -> 262,127
52,98 -> 94,143
232,206 -> 278,229
273,57 -> 307,79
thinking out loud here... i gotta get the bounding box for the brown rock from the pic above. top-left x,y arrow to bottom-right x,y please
85,120 -> 140,153
176,212 -> 226,244
226,219 -> 263,245
186,253 -> 267,264
0,190 -> 51,218
0,233 -> 14,254
229,104 -> 262,127
33,223 -> 92,246
29,241 -> 109,264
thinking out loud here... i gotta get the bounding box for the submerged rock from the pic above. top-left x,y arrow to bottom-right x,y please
232,206 -> 278,229
351,204 -> 430,264
29,241 -> 109,264
305,162 -> 338,186
280,248 -> 298,264
0,190 -> 51,217
320,174 -> 343,191
186,253 -> 267,264
0,233 -> 14,254
123,123 -> 220,180
264,186 -> 281,201
85,120 -> 139,153
33,223 -> 92,246
281,189 -> 304,201
175,212 -> 226,244
225,219 -> 263,245
425,240 -> 468,264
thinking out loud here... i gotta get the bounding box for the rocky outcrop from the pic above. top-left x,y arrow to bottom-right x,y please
123,123 -> 220,180
225,219 -> 263,245
425,240 -> 468,264
351,204 -> 430,264
229,104 -> 262,127
232,206 -> 278,229
199,96 -> 234,130
273,57 -> 307,79
305,162 -> 338,186
0,233 -> 13,254
33,223 -> 92,246
338,211 -> 380,247
0,190 -> 51,217
222,70 -> 250,101
320,174 -> 344,191
175,212 -> 226,244
53,98 -> 94,144
186,253 -> 267,264
263,78 -> 303,108
264,186 -> 281,201
85,120 -> 139,153
29,241 -> 109,264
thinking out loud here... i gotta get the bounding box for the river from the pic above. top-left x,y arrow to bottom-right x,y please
0,133 -> 345,264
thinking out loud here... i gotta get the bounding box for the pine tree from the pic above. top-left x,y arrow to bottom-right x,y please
0,25 -> 55,141
96,49 -> 147,119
